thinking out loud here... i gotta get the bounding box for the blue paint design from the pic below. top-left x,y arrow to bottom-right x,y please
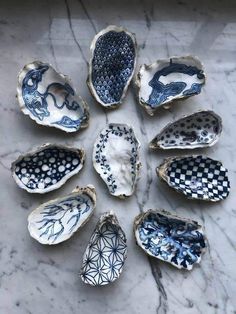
53,115 -> 86,128
91,30 -> 135,104
36,195 -> 92,243
94,124 -> 139,194
22,64 -> 87,129
147,59 -> 205,108
148,81 -> 187,107
183,82 -> 202,96
22,65 -> 50,120
137,211 -> 206,269
81,214 -> 127,286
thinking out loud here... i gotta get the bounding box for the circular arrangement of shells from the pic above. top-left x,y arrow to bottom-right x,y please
12,25 -> 230,286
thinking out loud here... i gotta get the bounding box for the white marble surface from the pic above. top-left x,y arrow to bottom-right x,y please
0,0 -> 236,313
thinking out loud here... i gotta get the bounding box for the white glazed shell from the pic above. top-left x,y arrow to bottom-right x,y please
93,123 -> 141,198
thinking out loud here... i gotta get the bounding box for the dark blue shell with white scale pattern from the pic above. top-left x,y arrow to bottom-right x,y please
90,27 -> 136,106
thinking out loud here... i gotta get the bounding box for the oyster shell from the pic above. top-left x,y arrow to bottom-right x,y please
28,185 -> 96,245
134,209 -> 206,270
80,212 -> 127,286
17,61 -> 89,132
150,110 -> 222,150
136,56 -> 206,115
87,25 -> 137,108
157,155 -> 230,201
12,143 -> 85,193
93,123 -> 141,198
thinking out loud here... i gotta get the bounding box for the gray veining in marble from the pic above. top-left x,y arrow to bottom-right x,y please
0,0 -> 236,313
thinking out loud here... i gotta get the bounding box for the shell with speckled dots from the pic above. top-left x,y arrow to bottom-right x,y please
11,143 -> 85,193
150,110 -> 222,150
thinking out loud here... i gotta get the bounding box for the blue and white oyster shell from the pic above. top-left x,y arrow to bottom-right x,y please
80,212 -> 127,286
150,110 -> 222,150
87,25 -> 137,108
134,209 -> 206,270
28,185 -> 96,245
136,56 -> 206,115
11,143 -> 85,193
157,155 -> 230,202
93,123 -> 141,198
17,61 -> 89,132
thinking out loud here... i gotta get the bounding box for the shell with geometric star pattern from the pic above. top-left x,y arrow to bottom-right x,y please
80,212 -> 127,286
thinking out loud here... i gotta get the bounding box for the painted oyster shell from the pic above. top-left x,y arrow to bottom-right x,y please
150,110 -> 222,150
80,212 -> 127,286
134,209 -> 206,270
28,185 -> 96,245
12,143 -> 85,193
136,56 -> 206,115
157,155 -> 230,201
87,25 -> 137,108
17,61 -> 89,132
93,123 -> 141,198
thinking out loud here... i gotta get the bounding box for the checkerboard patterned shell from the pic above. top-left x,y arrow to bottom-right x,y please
157,155 -> 230,201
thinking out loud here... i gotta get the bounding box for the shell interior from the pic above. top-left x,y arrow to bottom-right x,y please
12,144 -> 84,193
158,155 -> 230,201
17,61 -> 89,132
88,25 -> 136,108
80,212 -> 127,286
137,56 -> 205,115
150,111 -> 222,149
93,123 -> 141,197
134,209 -> 206,270
28,186 -> 96,245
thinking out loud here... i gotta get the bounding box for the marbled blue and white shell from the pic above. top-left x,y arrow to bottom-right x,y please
11,143 -> 85,193
87,25 -> 137,108
17,61 -> 89,132
80,212 -> 127,286
157,155 -> 230,202
136,56 -> 206,115
93,123 -> 141,198
150,110 -> 222,150
28,185 -> 96,245
134,209 -> 206,270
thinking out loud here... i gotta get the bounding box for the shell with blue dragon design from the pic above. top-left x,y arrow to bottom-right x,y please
136,56 -> 206,116
17,61 -> 89,132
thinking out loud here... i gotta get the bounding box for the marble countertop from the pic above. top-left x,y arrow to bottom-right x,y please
0,0 -> 236,313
